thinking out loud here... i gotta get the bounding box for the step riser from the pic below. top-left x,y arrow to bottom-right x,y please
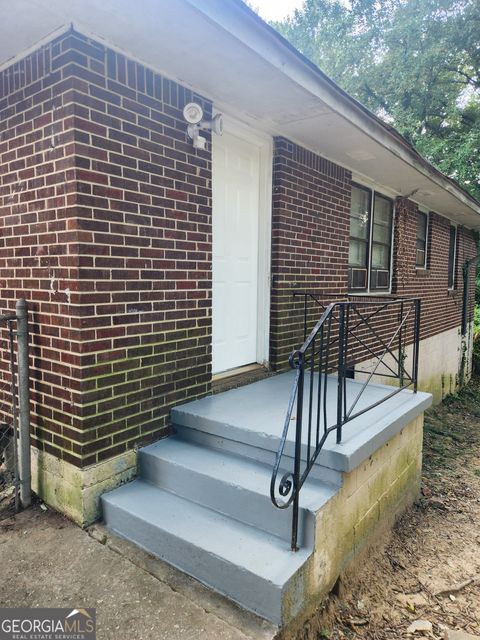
139,450 -> 306,546
102,498 -> 285,624
174,425 -> 343,488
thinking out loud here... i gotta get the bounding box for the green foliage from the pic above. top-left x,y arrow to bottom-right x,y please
274,0 -> 480,201
473,333 -> 480,373
474,304 -> 480,333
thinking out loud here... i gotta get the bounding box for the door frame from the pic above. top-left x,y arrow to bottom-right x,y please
212,111 -> 273,368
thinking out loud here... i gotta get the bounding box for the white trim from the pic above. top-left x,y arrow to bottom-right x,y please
212,111 -> 273,368
256,137 -> 273,367
186,0 -> 480,223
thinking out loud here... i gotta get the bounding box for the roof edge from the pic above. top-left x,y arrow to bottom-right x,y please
186,0 -> 480,220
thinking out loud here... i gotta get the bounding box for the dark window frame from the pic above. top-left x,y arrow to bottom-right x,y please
415,210 -> 429,269
348,183 -> 394,293
348,183 -> 372,291
447,224 -> 457,289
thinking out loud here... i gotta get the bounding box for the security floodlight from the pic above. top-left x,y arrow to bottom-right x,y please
183,102 -> 204,125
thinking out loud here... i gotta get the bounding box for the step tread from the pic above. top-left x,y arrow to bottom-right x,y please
141,437 -> 337,511
171,371 -> 431,473
103,479 -> 310,585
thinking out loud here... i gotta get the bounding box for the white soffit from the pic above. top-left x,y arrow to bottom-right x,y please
1,0 -> 479,228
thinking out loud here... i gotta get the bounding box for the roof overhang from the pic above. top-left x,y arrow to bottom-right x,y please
2,0 -> 480,228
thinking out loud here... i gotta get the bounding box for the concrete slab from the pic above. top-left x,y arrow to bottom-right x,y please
140,437 -> 337,511
0,507 -> 276,640
172,371 -> 432,472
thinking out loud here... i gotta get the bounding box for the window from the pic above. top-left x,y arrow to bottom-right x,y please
416,211 -> 428,268
448,224 -> 457,289
348,184 -> 393,292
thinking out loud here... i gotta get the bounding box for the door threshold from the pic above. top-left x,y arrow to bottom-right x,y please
212,364 -> 274,395
212,364 -> 262,382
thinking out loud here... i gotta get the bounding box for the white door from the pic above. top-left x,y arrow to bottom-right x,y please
212,130 -> 261,374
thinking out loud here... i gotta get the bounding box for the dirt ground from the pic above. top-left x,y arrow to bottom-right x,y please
298,378 -> 480,640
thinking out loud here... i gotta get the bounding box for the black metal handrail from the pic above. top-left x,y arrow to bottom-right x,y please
270,294 -> 421,551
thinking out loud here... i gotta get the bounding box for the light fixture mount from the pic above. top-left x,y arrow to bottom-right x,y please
183,103 -> 224,149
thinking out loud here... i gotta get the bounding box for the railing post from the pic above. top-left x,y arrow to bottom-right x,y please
303,294 -> 308,343
336,304 -> 346,444
16,299 -> 31,508
398,301 -> 404,387
291,351 -> 304,552
413,299 -> 421,393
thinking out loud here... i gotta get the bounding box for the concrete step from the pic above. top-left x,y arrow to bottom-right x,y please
102,479 -> 310,624
174,423 -> 343,487
139,437 -> 336,546
171,371 -> 431,475
170,373 -> 342,487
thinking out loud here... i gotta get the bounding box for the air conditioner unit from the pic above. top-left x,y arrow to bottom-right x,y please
374,269 -> 390,289
416,249 -> 425,268
349,268 -> 367,289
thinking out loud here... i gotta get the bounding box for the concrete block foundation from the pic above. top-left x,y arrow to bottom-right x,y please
284,415 -> 423,626
31,448 -> 137,526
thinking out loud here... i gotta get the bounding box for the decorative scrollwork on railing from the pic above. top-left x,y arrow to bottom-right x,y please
269,363 -> 300,509
288,348 -> 302,370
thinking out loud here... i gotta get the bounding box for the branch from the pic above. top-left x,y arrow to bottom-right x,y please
446,66 -> 480,90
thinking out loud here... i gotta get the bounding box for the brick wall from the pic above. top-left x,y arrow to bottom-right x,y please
270,138 -> 352,370
65,32 -> 212,466
1,30 -> 477,470
0,30 -> 213,468
392,197 -> 477,340
269,143 -> 477,372
0,31 -> 82,467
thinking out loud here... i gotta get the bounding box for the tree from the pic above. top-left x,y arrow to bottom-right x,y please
274,0 -> 480,201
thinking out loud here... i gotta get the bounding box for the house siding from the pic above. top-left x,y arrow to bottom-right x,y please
0,30 -> 477,474
392,197 -> 476,342
270,137 -> 352,370
0,31 -> 213,468
269,140 -> 476,375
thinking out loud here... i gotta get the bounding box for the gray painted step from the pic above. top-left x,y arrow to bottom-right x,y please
174,424 -> 343,487
139,437 -> 337,546
102,479 -> 310,623
171,371 -> 432,473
